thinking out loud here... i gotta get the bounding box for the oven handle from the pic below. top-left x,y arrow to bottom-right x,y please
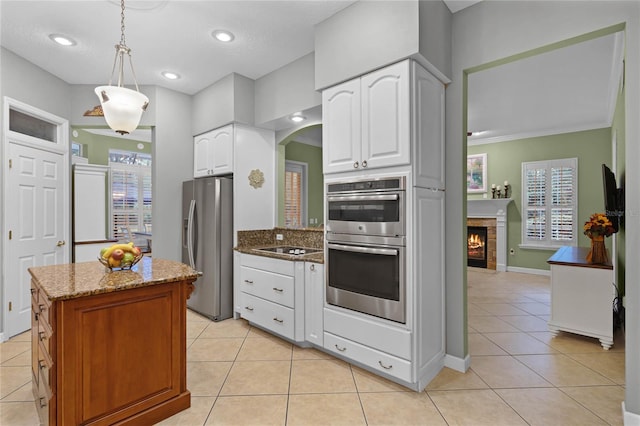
327,194 -> 399,202
327,243 -> 398,256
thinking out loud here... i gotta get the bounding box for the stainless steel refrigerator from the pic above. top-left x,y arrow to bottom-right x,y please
182,176 -> 233,321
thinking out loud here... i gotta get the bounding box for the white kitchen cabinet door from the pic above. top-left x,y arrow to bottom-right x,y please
361,60 -> 410,170
304,262 -> 324,346
193,133 -> 212,178
193,125 -> 234,178
322,79 -> 361,174
209,124 -> 234,175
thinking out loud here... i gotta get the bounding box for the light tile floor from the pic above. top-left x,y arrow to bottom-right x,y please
0,269 -> 625,425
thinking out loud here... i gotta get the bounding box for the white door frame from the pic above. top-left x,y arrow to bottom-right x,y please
1,97 -> 70,341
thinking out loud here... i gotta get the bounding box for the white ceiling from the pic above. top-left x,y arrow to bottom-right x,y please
468,31 -> 624,145
1,1 -> 624,143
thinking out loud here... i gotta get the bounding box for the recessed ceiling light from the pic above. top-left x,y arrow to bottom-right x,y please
212,30 -> 235,43
290,114 -> 306,123
49,34 -> 76,46
161,71 -> 181,80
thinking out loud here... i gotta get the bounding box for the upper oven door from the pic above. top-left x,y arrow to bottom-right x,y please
326,192 -> 405,236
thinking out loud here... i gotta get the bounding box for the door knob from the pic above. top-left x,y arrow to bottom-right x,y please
56,240 -> 66,247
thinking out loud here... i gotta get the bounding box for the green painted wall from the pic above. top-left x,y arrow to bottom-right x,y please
280,141 -> 323,227
468,128 -> 612,271
612,87 -> 626,295
71,126 -> 152,165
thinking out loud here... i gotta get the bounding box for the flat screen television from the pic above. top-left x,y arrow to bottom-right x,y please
602,164 -> 621,233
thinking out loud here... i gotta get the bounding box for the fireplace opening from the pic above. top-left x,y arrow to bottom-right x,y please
468,226 -> 488,268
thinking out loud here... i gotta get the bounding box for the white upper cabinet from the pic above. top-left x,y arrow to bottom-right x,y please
323,60 -> 411,174
193,124 -> 234,178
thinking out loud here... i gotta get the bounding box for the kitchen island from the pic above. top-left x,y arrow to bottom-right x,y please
28,257 -> 198,426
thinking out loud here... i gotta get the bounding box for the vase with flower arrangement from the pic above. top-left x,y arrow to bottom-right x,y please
583,213 -> 615,264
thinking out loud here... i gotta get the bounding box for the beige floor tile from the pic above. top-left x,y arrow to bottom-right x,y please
156,396 -> 216,425
428,389 -> 527,425
468,333 -> 508,356
187,361 -> 233,396
290,359 -> 356,394
470,356 -> 550,388
523,293 -> 551,304
291,346 -> 334,360
467,303 -> 492,316
287,393 -> 366,426
220,361 -> 290,396
565,352 -> 626,384
1,381 -> 34,402
467,316 -> 520,333
497,314 -> 550,332
187,320 -> 210,339
0,401 -> 41,426
188,338 -> 244,362
512,302 -> 550,315
483,332 -> 557,355
561,385 -> 625,425
0,366 -> 31,399
205,395 -> 287,426
8,331 -> 31,342
529,331 -> 608,353
0,341 -> 30,364
473,303 -> 530,315
516,354 -> 615,386
360,391 -> 447,425
187,309 -> 212,322
199,318 -> 251,339
496,387 -> 608,425
351,366 -> 410,392
246,326 -> 277,339
1,350 -> 30,367
236,337 -> 292,361
425,366 -> 489,391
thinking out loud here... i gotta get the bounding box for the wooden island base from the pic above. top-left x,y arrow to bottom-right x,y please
29,258 -> 197,426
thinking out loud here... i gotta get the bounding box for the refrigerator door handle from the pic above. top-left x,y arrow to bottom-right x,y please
187,199 -> 196,269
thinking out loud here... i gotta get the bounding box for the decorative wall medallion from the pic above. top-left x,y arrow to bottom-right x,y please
248,169 -> 265,189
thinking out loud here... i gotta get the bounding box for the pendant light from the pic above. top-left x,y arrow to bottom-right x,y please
95,0 -> 149,135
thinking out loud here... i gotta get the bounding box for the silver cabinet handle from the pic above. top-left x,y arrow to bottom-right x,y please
310,264 -> 315,271
39,331 -> 46,341
244,279 -> 254,284
273,317 -> 283,323
56,240 -> 65,247
378,360 -> 393,370
353,161 -> 359,169
39,359 -> 46,370
39,397 -> 47,408
362,160 -> 368,168
272,287 -> 283,293
335,344 -> 346,352
244,306 -> 254,312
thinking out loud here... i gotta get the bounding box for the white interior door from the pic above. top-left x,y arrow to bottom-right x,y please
4,143 -> 68,338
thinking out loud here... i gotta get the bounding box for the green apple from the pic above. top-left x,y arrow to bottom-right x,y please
122,252 -> 135,265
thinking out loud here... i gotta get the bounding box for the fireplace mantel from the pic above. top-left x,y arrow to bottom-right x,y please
467,199 -> 513,271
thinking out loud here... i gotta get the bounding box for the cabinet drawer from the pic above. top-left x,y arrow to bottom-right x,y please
324,308 -> 412,360
240,266 -> 295,308
36,368 -> 52,426
324,332 -> 412,382
241,254 -> 294,276
38,317 -> 53,350
240,293 -> 295,340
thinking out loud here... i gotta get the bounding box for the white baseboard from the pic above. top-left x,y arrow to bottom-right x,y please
444,353 -> 470,373
0,332 -> 6,343
506,266 -> 551,276
623,402 -> 640,425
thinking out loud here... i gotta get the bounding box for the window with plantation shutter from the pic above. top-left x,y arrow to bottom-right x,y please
109,150 -> 152,240
284,161 -> 307,228
521,158 -> 577,248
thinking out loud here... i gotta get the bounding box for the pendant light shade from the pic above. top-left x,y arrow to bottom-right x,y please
95,86 -> 148,135
95,0 -> 148,135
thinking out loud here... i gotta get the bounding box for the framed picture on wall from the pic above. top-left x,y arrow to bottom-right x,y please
467,153 -> 487,193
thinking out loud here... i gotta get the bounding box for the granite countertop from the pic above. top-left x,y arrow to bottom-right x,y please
235,245 -> 324,263
28,257 -> 199,301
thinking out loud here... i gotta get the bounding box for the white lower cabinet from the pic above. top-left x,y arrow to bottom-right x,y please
241,293 -> 295,340
304,262 -> 324,346
324,332 -> 412,382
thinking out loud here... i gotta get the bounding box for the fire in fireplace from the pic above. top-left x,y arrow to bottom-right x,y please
468,226 -> 488,268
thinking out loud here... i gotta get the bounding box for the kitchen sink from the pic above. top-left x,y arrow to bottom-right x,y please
254,246 -> 322,255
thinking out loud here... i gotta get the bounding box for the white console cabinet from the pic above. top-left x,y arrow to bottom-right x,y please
193,124 -> 233,178
547,246 -> 615,350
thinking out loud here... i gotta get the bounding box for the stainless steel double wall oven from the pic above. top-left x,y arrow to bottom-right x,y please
326,176 -> 406,323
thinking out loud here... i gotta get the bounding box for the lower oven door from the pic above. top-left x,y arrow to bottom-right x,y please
326,241 -> 405,323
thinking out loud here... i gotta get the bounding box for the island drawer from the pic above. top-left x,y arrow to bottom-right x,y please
324,332 -> 412,382
239,266 -> 295,308
240,292 -> 295,340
